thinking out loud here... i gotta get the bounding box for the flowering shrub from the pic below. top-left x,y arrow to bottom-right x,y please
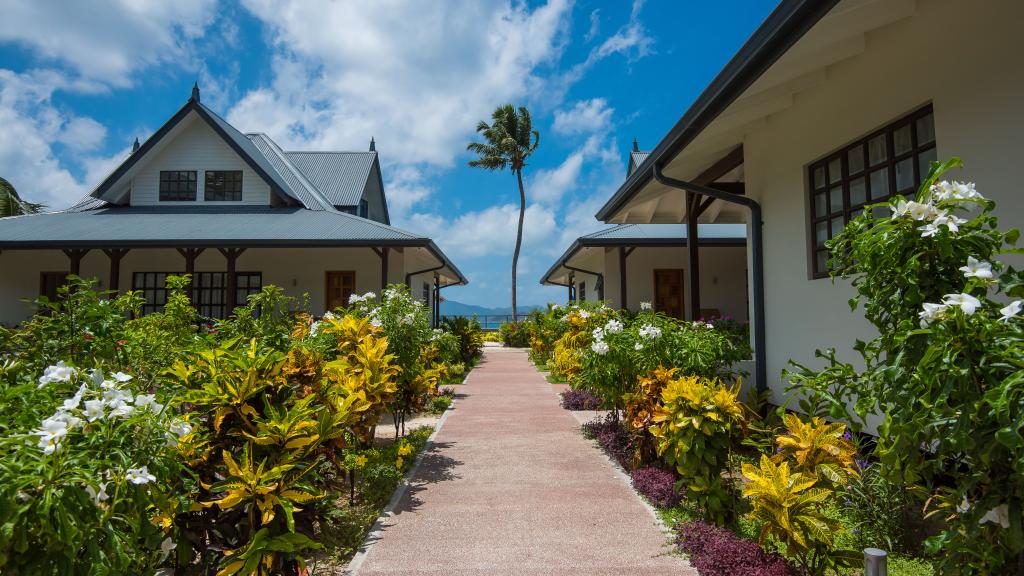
785,159 -> 1024,573
650,374 -> 746,525
675,520 -> 796,576
498,321 -> 531,348
439,316 -> 483,363
559,387 -> 603,410
0,362 -> 184,574
630,466 -> 682,508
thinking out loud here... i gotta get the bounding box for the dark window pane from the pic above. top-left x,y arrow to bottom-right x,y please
814,193 -> 827,218
868,134 -> 887,166
159,171 -> 197,201
850,176 -> 866,206
830,216 -> 844,237
816,250 -> 829,272
895,157 -> 914,191
869,168 -> 889,200
829,186 -> 843,213
916,113 -> 935,145
815,221 -> 828,246
205,171 -> 243,201
828,157 -> 842,184
848,146 -> 864,175
872,205 -> 889,219
918,147 -> 937,179
850,208 -> 863,220
893,124 -> 912,155
813,166 -> 825,190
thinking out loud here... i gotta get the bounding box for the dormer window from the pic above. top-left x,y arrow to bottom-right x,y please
159,171 -> 197,201
205,170 -> 243,201
359,199 -> 369,218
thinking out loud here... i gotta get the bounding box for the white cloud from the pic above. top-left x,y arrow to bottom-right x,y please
585,9 -> 601,42
552,98 -> 614,136
560,0 -> 654,88
407,203 -> 557,261
0,0 -> 217,87
56,117 -> 107,153
530,150 -> 585,205
229,0 -> 572,168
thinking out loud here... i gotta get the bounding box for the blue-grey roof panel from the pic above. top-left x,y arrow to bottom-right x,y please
0,206 -> 422,245
285,151 -> 375,207
582,223 -> 746,241
246,134 -> 330,211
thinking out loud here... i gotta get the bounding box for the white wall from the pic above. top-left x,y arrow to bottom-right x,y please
741,0 -> 1024,409
130,116 -> 272,206
0,246 -> 421,325
596,245 -> 749,321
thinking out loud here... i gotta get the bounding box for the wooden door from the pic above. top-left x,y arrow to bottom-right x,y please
39,271 -> 70,302
653,269 -> 684,319
325,271 -> 355,312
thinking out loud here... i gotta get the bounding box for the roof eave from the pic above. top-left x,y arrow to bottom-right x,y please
594,0 -> 840,222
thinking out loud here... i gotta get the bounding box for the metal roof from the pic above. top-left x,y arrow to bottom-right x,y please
0,206 -> 426,246
246,134 -> 332,211
595,0 -> 839,221
285,151 -> 377,208
582,223 -> 746,241
540,224 -> 747,285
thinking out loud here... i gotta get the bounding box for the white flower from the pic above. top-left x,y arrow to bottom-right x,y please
309,320 -> 320,337
38,361 -> 76,388
891,199 -> 910,219
49,410 -> 83,430
980,503 -> 1011,529
999,300 -> 1022,322
125,466 -> 156,485
591,340 -> 609,355
348,293 -> 363,305
84,400 -> 105,422
932,180 -> 984,201
103,388 -> 133,407
918,222 -> 942,238
592,328 -> 605,341
160,537 -> 176,556
108,402 -> 135,419
634,343 -> 644,351
959,256 -> 994,280
402,313 -> 415,325
638,325 -> 662,340
706,323 -> 715,329
33,418 -> 69,454
111,371 -> 133,383
169,419 -> 193,438
90,369 -> 105,387
578,310 -> 590,319
640,301 -> 652,311
918,303 -> 947,327
369,316 -> 382,328
85,482 -> 110,504
605,319 -> 623,334
62,389 -> 84,411
942,293 -> 982,315
134,394 -> 162,413
907,201 -> 939,221
323,311 -> 337,320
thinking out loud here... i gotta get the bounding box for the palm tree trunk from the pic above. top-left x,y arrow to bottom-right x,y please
512,169 -> 526,322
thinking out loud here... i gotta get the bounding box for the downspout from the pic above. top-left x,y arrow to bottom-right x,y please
562,264 -> 604,302
653,164 -> 767,393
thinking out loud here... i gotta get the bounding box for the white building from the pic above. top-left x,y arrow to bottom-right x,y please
0,85 -> 465,325
594,0 -> 1023,401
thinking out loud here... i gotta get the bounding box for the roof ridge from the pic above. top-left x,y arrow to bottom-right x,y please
248,134 -> 334,211
283,150 -> 377,155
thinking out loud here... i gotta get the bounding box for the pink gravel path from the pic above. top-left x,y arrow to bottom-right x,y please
347,348 -> 695,575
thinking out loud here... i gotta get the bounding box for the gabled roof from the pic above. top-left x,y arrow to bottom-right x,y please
246,134 -> 332,211
627,151 -> 649,176
285,151 -> 377,207
89,95 -> 305,208
540,224 -> 746,286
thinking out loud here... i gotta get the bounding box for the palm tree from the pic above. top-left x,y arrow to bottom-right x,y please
467,104 -> 540,322
0,177 -> 44,217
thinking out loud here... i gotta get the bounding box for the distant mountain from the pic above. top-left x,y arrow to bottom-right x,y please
439,299 -> 546,317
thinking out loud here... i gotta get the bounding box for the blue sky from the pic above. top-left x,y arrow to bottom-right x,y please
0,0 -> 775,307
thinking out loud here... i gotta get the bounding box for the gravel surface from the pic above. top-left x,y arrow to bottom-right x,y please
347,347 -> 694,575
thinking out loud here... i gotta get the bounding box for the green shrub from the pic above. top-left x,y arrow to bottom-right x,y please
785,159 -> 1024,574
498,321 -> 531,347
440,316 -> 484,363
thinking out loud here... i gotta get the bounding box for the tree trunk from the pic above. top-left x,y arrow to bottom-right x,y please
512,169 -> 526,322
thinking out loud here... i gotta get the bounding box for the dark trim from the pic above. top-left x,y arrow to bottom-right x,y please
0,238 -> 437,249
369,155 -> 392,226
686,192 -> 701,320
562,263 -> 603,302
595,0 -> 839,222
405,263 -> 445,288
652,165 -> 767,393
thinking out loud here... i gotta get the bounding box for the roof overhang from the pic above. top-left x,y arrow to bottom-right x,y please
540,227 -> 746,286
596,0 -> 879,223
